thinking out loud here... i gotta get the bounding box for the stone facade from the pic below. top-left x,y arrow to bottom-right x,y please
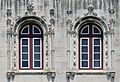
0,0 -> 119,82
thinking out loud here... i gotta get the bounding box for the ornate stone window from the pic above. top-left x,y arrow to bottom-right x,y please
19,23 -> 43,69
79,23 -> 103,69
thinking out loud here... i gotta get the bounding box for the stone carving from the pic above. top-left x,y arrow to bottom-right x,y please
85,3 -> 97,16
109,9 -> 115,14
25,2 -> 36,16
50,18 -> 55,25
6,9 -> 12,17
66,72 -> 75,80
50,9 -> 55,17
106,72 -> 115,81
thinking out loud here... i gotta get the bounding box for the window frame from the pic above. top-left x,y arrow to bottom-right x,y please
80,38 -> 90,69
92,37 -> 102,69
20,38 -> 30,69
33,38 -> 43,69
79,23 -> 103,70
19,24 -> 43,70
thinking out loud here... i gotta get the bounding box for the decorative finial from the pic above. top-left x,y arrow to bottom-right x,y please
85,2 -> 97,16
88,3 -> 94,12
25,2 -> 36,16
27,2 -> 34,14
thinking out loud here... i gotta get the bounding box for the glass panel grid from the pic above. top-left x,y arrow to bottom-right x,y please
93,38 -> 101,68
21,38 -> 29,68
33,38 -> 42,68
80,38 -> 89,68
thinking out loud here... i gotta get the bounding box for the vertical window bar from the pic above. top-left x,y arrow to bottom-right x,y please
80,38 -> 89,68
93,38 -> 101,68
21,38 -> 29,68
33,38 -> 42,68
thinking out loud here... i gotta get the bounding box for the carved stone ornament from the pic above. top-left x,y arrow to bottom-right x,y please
27,3 -> 34,13
85,3 -> 97,16
25,2 -> 35,15
106,72 -> 115,80
50,9 -> 55,17
109,9 -> 115,14
6,9 -> 12,17
66,72 -> 75,80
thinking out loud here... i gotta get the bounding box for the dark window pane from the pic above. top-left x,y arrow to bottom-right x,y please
94,54 -> 100,60
34,47 -> 40,52
34,27 -> 40,33
82,39 -> 88,45
22,47 -> 28,52
22,61 -> 28,67
94,27 -> 100,33
34,39 -> 40,45
94,61 -> 100,67
94,39 -> 100,45
34,61 -> 40,67
22,54 -> 28,60
82,54 -> 88,60
82,46 -> 88,52
22,27 -> 28,33
94,46 -> 100,52
22,39 -> 28,45
34,54 -> 40,60
82,61 -> 88,67
81,27 -> 88,33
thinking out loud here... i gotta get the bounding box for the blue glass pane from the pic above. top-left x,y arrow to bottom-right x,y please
22,61 -> 28,67
94,46 -> 100,52
34,39 -> 40,45
94,27 -> 100,33
22,54 -> 28,60
94,61 -> 100,67
34,54 -> 40,60
82,39 -> 88,45
82,27 -> 88,33
94,39 -> 100,45
22,27 -> 28,33
34,47 -> 40,52
34,27 -> 40,33
22,39 -> 28,45
82,54 -> 88,60
82,61 -> 88,67
82,46 -> 88,52
22,47 -> 28,52
94,54 -> 100,60
34,61 -> 40,67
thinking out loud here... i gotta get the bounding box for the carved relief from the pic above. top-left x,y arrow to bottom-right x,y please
25,2 -> 36,16
85,3 -> 97,16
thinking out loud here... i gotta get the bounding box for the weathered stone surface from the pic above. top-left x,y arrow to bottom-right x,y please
0,0 -> 120,82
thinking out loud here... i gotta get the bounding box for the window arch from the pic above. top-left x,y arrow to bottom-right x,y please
19,23 -> 43,69
79,22 -> 103,69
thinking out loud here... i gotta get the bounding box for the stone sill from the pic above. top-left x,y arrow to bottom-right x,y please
66,70 -> 115,75
7,70 -> 56,75
75,70 -> 108,75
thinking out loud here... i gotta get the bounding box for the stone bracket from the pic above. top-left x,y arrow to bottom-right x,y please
6,71 -> 56,81
66,71 -> 115,81
66,72 -> 75,80
106,72 -> 115,80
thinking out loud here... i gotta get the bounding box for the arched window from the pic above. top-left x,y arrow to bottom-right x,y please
19,23 -> 43,69
79,23 -> 103,69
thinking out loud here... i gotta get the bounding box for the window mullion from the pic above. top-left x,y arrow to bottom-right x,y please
89,37 -> 92,69
30,38 -> 33,69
